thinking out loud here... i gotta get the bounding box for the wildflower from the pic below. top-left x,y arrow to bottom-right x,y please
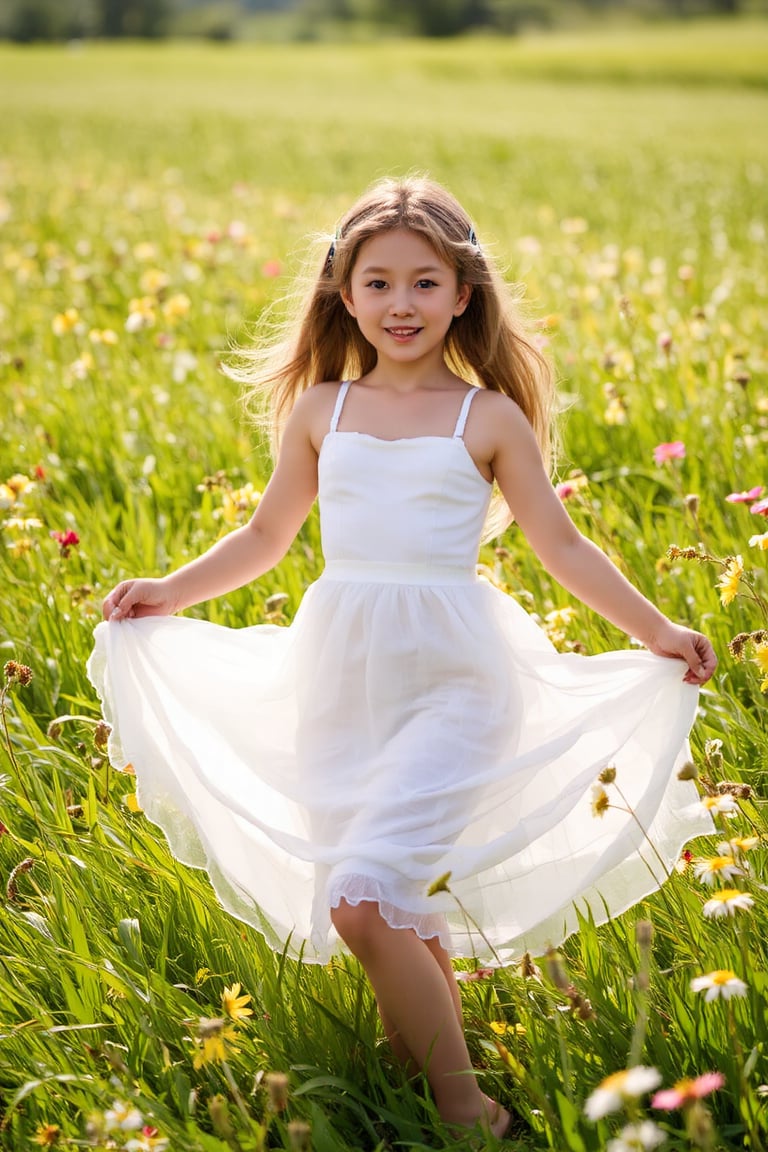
427,871 -> 452,896
192,1017 -> 240,1069
456,967 -> 495,982
702,889 -> 754,918
693,854 -> 744,885
591,784 -> 610,818
88,327 -> 119,344
675,848 -> 694,873
517,952 -> 542,980
749,532 -> 768,550
261,259 -> 282,278
3,516 -> 43,532
752,643 -> 768,692
94,720 -> 111,751
0,821 -> 9,836
545,606 -> 577,630
726,486 -> 763,504
598,763 -> 617,785
6,537 -> 35,557
651,1071 -> 725,1110
3,660 -> 33,686
265,1071 -> 289,1112
657,331 -> 673,353
125,296 -> 156,332
104,1100 -> 144,1131
125,1126 -> 170,1151
490,1020 -> 527,1036
677,760 -> 698,781
698,794 -> 738,816
52,307 -> 81,335
555,473 -> 588,500
721,835 -> 760,854
584,1066 -> 662,1120
162,293 -> 191,323
750,497 -> 768,516
218,482 -> 262,526
690,969 -> 748,1001
0,483 -> 16,508
716,556 -> 744,606
221,982 -> 253,1023
607,1120 -> 666,1151
5,473 -> 34,497
50,529 -> 80,557
139,268 -> 170,295
653,441 -> 685,465
33,1123 -> 61,1146
604,396 -> 628,425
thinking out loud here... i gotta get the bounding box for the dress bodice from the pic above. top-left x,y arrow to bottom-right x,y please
318,428 -> 492,578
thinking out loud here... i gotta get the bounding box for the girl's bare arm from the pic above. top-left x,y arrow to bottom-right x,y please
104,395 -> 320,620
486,398 -> 716,685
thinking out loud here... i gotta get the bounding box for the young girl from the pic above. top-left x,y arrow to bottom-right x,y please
88,176 -> 716,1138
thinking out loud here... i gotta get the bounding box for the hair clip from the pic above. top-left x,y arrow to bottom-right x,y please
324,225 -> 342,275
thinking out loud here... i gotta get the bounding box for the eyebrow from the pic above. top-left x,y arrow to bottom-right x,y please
359,265 -> 444,275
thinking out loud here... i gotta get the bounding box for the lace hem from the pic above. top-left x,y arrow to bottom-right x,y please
328,874 -> 452,951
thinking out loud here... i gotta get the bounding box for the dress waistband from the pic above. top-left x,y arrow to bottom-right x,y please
321,560 -> 478,587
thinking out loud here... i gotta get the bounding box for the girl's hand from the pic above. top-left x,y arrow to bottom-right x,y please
644,621 -> 717,685
102,578 -> 180,622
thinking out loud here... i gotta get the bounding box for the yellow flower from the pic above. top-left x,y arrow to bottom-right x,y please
221,982 -> 253,1023
192,1017 -> 240,1069
139,267 -> 170,295
5,473 -> 34,496
427,871 -> 452,896
89,327 -> 119,345
133,241 -> 158,262
162,293 -> 191,323
604,396 -> 628,425
748,532 -> 768,551
33,1124 -> 61,1146
722,835 -> 760,855
716,556 -> 744,606
217,483 -> 262,526
591,784 -> 610,818
490,1020 -> 526,1036
52,307 -> 81,335
6,536 -> 35,557
0,483 -> 16,509
752,643 -> 768,677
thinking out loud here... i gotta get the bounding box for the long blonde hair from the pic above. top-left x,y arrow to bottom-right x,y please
228,175 -> 555,536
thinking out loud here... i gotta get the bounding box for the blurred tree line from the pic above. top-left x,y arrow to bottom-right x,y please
0,0 -> 754,41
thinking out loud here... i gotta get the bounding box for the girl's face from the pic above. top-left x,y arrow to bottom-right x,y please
342,228 -> 470,370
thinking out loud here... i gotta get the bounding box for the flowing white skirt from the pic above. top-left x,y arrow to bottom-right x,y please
87,572 -> 713,963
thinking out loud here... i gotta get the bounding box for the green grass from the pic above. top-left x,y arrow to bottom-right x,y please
0,22 -> 767,1151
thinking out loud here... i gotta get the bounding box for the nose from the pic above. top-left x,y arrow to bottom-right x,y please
389,287 -> 415,316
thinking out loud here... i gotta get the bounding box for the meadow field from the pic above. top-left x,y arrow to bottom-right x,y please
0,20 -> 767,1150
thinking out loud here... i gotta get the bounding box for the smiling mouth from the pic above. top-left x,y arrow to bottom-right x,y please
386,327 -> 422,337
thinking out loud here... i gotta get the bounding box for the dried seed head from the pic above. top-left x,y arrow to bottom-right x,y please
677,760 -> 699,781
598,764 -> 617,785
684,493 -> 700,516
47,719 -> 63,741
3,660 -> 33,687
287,1120 -> 312,1152
94,720 -> 111,751
635,919 -> 653,949
265,1071 -> 289,1112
717,781 -> 753,800
545,947 -> 570,992
208,1095 -> 234,1139
6,857 -> 34,901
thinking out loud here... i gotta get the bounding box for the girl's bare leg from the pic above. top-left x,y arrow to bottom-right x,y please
331,899 -> 509,1134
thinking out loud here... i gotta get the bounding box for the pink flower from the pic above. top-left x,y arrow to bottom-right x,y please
261,259 -> 282,278
726,486 -> 763,504
652,1072 -> 725,1110
750,498 -> 768,516
456,967 -> 495,982
653,441 -> 686,465
556,481 -> 576,500
51,529 -> 80,557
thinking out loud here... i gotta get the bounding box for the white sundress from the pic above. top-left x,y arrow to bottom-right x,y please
87,381 -> 713,963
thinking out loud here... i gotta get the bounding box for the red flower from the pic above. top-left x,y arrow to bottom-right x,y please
51,529 -> 80,557
34,464 -> 46,480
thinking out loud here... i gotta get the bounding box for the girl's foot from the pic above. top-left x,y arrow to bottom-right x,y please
480,1094 -> 512,1139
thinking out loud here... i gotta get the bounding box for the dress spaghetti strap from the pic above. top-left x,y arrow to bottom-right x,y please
330,380 -> 351,433
453,387 -> 478,439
